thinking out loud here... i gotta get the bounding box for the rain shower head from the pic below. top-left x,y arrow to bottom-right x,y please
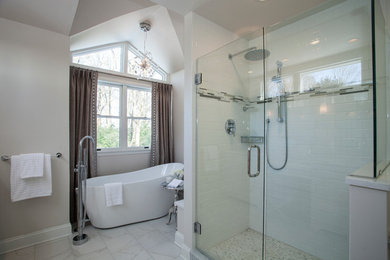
228,48 -> 270,61
244,49 -> 270,61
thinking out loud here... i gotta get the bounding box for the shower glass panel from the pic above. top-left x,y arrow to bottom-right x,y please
264,0 -> 373,259
195,33 -> 266,259
195,0 -> 381,259
374,0 -> 390,177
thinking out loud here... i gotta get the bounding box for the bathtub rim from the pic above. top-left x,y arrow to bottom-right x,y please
87,162 -> 184,187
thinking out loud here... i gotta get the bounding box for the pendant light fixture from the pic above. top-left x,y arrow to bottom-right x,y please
139,21 -> 153,78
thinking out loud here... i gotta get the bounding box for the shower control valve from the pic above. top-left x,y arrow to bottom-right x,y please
225,119 -> 236,136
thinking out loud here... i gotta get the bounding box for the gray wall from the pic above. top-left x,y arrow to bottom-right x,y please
183,11 -> 239,249
97,152 -> 151,176
171,69 -> 184,163
0,16 -> 185,242
0,18 -> 70,239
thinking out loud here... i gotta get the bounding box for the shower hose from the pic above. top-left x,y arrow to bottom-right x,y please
266,108 -> 288,170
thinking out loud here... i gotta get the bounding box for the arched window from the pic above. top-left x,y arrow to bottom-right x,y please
72,42 -> 168,81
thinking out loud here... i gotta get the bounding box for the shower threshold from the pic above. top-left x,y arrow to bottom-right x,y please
208,229 -> 320,260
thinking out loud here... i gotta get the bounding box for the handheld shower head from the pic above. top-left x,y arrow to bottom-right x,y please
272,60 -> 284,83
271,60 -> 285,123
272,75 -> 282,84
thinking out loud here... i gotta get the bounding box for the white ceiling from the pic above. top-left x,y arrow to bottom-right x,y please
69,0 -> 329,37
0,0 -> 337,74
70,5 -> 184,73
70,0 -> 154,35
0,0 -> 331,38
148,0 -> 211,16
150,0 -> 328,36
0,0 -> 79,35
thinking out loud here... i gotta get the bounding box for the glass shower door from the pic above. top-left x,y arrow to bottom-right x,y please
195,34 -> 266,259
263,0 -> 374,259
195,0 -> 378,259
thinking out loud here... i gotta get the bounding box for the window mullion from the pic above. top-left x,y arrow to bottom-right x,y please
120,85 -> 128,149
123,43 -> 128,74
97,115 -> 120,119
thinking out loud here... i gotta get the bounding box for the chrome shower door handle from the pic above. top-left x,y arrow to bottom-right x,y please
248,145 -> 261,177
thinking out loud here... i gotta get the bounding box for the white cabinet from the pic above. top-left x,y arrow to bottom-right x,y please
346,173 -> 390,260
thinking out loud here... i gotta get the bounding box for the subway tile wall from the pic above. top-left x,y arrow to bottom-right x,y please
249,91 -> 373,260
195,1 -> 375,257
196,89 -> 373,260
196,97 -> 251,251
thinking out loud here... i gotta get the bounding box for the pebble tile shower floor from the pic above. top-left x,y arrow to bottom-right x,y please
208,229 -> 320,260
0,215 -> 182,260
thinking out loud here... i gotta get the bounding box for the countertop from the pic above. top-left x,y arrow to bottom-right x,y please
346,163 -> 390,191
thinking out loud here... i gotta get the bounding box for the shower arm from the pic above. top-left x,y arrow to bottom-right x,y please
228,47 -> 256,59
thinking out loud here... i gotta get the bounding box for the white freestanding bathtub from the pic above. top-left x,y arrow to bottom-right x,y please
85,163 -> 184,228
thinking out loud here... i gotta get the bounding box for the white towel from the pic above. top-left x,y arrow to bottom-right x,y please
104,183 -> 123,207
167,179 -> 183,188
11,153 -> 45,179
11,154 -> 52,202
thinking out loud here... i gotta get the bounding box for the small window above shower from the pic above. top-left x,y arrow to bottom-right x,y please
299,59 -> 362,93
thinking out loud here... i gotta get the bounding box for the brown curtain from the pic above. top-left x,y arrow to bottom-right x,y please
151,82 -> 174,166
69,66 -> 98,227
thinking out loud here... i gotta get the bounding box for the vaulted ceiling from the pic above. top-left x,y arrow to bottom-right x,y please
70,0 -> 155,35
150,0 -> 328,36
0,0 -> 79,35
70,5 -> 184,74
0,0 -> 331,37
0,0 -> 332,73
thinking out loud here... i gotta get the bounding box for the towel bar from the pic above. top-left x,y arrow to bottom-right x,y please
1,152 -> 62,162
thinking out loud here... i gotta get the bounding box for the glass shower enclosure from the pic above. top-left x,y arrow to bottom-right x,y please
195,0 -> 389,259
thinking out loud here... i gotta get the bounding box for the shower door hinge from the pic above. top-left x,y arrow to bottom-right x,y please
194,73 -> 202,85
194,222 -> 201,234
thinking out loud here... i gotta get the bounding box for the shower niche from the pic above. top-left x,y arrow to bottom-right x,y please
240,136 -> 264,144
195,0 -> 389,259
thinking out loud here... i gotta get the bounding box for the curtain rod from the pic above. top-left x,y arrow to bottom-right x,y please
70,63 -> 170,85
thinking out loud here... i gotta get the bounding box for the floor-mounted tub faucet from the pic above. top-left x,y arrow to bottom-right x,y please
72,136 -> 96,246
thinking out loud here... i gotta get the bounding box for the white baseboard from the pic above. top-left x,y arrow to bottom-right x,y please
175,231 -> 185,248
180,243 -> 191,260
174,231 -> 191,260
0,223 -> 72,254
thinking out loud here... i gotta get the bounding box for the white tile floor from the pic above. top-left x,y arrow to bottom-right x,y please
0,215 -> 182,260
